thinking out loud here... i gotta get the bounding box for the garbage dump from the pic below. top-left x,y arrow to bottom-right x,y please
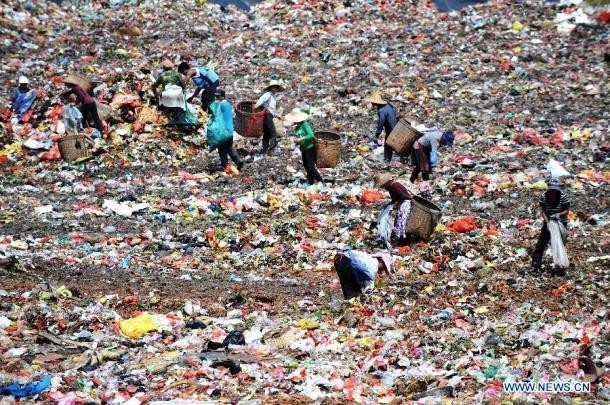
0,0 -> 609,402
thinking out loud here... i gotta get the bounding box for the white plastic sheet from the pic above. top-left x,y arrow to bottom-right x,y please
378,203 -> 393,249
548,220 -> 569,268
547,159 -> 571,178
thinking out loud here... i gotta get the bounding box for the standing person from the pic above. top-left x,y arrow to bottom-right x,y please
333,247 -> 394,299
10,76 -> 38,121
178,62 -> 219,112
530,178 -> 571,276
63,76 -> 104,133
365,91 -> 398,162
255,80 -> 284,155
213,88 -> 242,170
410,128 -> 454,183
153,60 -> 186,125
285,108 -> 323,186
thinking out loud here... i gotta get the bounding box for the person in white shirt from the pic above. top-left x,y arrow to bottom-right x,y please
255,80 -> 284,155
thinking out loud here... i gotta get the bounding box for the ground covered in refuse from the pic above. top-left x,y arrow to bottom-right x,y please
1,0 -> 609,403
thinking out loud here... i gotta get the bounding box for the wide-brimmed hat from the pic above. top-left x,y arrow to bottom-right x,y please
284,108 -> 309,123
161,59 -> 174,69
372,253 -> 394,274
63,74 -> 92,91
373,172 -> 395,188
18,76 -> 29,84
364,90 -> 387,105
265,79 -> 285,92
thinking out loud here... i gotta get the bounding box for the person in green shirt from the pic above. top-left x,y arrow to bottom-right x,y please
285,108 -> 323,186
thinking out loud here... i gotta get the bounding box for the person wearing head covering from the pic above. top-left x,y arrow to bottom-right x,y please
530,178 -> 571,275
153,60 -> 186,124
333,247 -> 394,299
374,172 -> 414,245
285,108 -> 323,186
365,91 -> 398,162
64,76 -> 104,133
410,128 -> 454,183
178,62 -> 220,112
10,76 -> 38,121
255,80 -> 284,155
212,88 -> 242,170
374,172 -> 413,205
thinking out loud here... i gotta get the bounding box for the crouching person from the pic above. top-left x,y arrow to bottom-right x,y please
333,247 -> 394,300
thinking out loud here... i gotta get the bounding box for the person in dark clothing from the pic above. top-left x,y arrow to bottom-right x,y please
530,178 -> 571,276
333,248 -> 394,300
178,62 -> 220,112
255,80 -> 284,155
410,129 -> 454,183
213,88 -> 243,170
365,91 -> 398,162
64,78 -> 104,133
285,108 -> 323,186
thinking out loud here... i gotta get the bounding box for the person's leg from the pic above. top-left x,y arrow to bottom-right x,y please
86,102 -> 104,133
80,104 -> 92,128
264,114 -> 278,153
422,172 -> 430,181
531,223 -> 551,270
226,137 -> 242,168
334,254 -> 361,299
261,115 -> 271,153
410,167 -> 420,183
218,140 -> 229,168
384,132 -> 393,162
302,148 -> 323,184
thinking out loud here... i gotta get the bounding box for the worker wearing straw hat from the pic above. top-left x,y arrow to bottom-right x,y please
374,172 -> 413,205
285,108 -> 323,187
255,79 -> 284,155
63,74 -> 104,133
365,90 -> 398,163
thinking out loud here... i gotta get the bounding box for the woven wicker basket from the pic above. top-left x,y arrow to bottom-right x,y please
235,101 -> 265,138
404,195 -> 442,240
57,134 -> 93,163
386,118 -> 423,155
314,131 -> 341,168
63,74 -> 93,93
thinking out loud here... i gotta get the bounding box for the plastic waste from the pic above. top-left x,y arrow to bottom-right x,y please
548,220 -> 569,268
0,375 -> 51,398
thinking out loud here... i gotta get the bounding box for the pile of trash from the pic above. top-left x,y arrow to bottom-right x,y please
1,0 -> 609,402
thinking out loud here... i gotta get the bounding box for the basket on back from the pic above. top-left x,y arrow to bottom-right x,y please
404,195 -> 442,240
314,131 -> 341,168
235,101 -> 265,138
57,134 -> 94,163
386,118 -> 423,155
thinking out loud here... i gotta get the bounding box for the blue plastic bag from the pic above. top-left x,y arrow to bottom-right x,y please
0,375 -> 51,398
342,247 -> 378,288
430,149 -> 439,167
206,101 -> 230,151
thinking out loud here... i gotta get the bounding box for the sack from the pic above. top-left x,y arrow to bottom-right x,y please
206,101 -> 230,151
62,105 -> 83,134
378,203 -> 393,249
343,247 -> 378,288
548,220 -> 569,268
430,149 -> 439,167
183,102 -> 199,126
